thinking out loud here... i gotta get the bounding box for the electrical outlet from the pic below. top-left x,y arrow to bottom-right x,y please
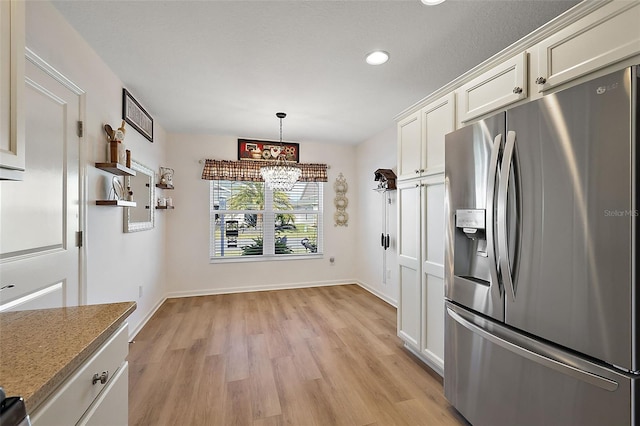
387,270 -> 392,280
138,286 -> 143,298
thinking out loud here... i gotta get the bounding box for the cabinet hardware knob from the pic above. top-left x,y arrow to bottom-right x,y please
512,86 -> 523,94
535,77 -> 547,85
420,169 -> 425,173
92,371 -> 109,385
415,184 -> 420,188
414,169 -> 420,174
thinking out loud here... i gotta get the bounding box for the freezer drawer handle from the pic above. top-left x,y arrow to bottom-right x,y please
447,306 -> 619,392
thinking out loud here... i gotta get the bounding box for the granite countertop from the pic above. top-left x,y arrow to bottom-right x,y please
0,301 -> 136,412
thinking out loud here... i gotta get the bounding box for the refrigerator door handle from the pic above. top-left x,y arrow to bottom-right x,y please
497,131 -> 516,301
486,133 -> 502,292
446,306 -> 619,391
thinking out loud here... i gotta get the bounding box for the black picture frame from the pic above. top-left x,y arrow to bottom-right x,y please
122,88 -> 153,142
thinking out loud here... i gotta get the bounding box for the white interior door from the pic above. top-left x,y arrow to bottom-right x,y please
0,52 -> 83,311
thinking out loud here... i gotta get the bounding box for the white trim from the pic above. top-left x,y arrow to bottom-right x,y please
394,0 -> 608,121
128,296 -> 167,341
25,47 -> 85,95
165,279 -> 355,299
355,280 -> 397,308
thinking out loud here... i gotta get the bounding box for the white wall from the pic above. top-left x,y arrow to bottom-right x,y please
354,126 -> 398,305
165,134 -> 358,295
26,1 -> 168,336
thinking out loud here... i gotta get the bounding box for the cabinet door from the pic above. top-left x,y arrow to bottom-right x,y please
397,181 -> 422,348
77,363 -> 129,426
535,1 -> 640,92
397,111 -> 422,181
421,178 -> 445,376
0,0 -> 25,179
421,93 -> 455,174
458,52 -> 527,123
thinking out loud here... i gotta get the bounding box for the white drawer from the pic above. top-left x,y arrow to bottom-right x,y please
30,323 -> 129,426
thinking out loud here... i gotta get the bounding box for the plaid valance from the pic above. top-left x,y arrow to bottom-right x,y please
201,159 -> 328,182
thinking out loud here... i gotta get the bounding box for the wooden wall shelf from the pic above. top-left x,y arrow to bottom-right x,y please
155,206 -> 175,210
95,162 -> 136,176
96,200 -> 137,207
156,183 -> 174,189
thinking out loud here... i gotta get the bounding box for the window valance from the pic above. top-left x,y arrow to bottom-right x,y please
201,159 -> 328,182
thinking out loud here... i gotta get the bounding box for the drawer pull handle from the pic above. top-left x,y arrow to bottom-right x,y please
92,371 -> 109,385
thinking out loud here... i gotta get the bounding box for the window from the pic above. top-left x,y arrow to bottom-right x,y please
210,180 -> 323,260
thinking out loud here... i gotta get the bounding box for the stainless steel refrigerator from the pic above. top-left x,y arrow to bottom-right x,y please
444,65 -> 639,426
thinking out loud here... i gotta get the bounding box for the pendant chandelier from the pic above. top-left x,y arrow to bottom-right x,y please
260,112 -> 301,191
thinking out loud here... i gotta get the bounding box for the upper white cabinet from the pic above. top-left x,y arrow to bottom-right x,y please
457,52 -> 527,123
421,93 -> 455,175
0,0 -> 25,180
397,93 -> 455,181
397,112 -> 422,180
535,1 -> 640,92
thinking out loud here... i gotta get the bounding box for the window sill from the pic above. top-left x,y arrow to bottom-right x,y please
210,253 -> 323,264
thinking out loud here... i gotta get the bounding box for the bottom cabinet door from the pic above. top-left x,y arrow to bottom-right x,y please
78,362 -> 129,426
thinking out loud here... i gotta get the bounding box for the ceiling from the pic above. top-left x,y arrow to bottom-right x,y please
52,0 -> 580,145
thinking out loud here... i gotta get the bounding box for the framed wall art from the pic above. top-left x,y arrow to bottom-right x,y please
122,88 -> 154,142
238,139 -> 299,162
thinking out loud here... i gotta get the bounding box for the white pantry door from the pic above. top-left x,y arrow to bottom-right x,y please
0,52 -> 84,311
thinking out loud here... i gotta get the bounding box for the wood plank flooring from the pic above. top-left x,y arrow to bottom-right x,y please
128,284 -> 468,426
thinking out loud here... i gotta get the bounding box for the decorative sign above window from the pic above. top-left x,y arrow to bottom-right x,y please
238,139 -> 299,163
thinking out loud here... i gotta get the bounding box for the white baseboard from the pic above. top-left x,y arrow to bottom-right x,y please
128,296 -> 166,341
164,279 -> 356,299
355,280 -> 397,308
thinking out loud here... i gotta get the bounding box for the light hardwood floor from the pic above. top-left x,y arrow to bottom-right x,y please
128,284 -> 468,426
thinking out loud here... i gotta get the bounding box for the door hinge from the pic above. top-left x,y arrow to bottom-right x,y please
75,231 -> 83,247
77,121 -> 84,137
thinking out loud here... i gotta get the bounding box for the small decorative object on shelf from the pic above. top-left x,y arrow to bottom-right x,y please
334,172 -> 348,227
159,167 -> 174,186
103,120 -> 128,165
156,196 -> 174,209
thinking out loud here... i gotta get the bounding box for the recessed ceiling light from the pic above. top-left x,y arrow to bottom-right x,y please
421,0 -> 446,5
366,50 -> 390,65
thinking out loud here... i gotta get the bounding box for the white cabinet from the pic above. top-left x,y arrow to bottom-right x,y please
397,111 -> 422,180
0,0 -> 25,180
396,93 -> 454,376
398,181 -> 421,348
31,324 -> 130,426
457,52 -> 527,123
535,1 -> 640,93
397,176 -> 446,376
397,93 -> 455,181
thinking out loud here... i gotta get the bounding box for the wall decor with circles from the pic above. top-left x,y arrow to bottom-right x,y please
334,173 -> 348,227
